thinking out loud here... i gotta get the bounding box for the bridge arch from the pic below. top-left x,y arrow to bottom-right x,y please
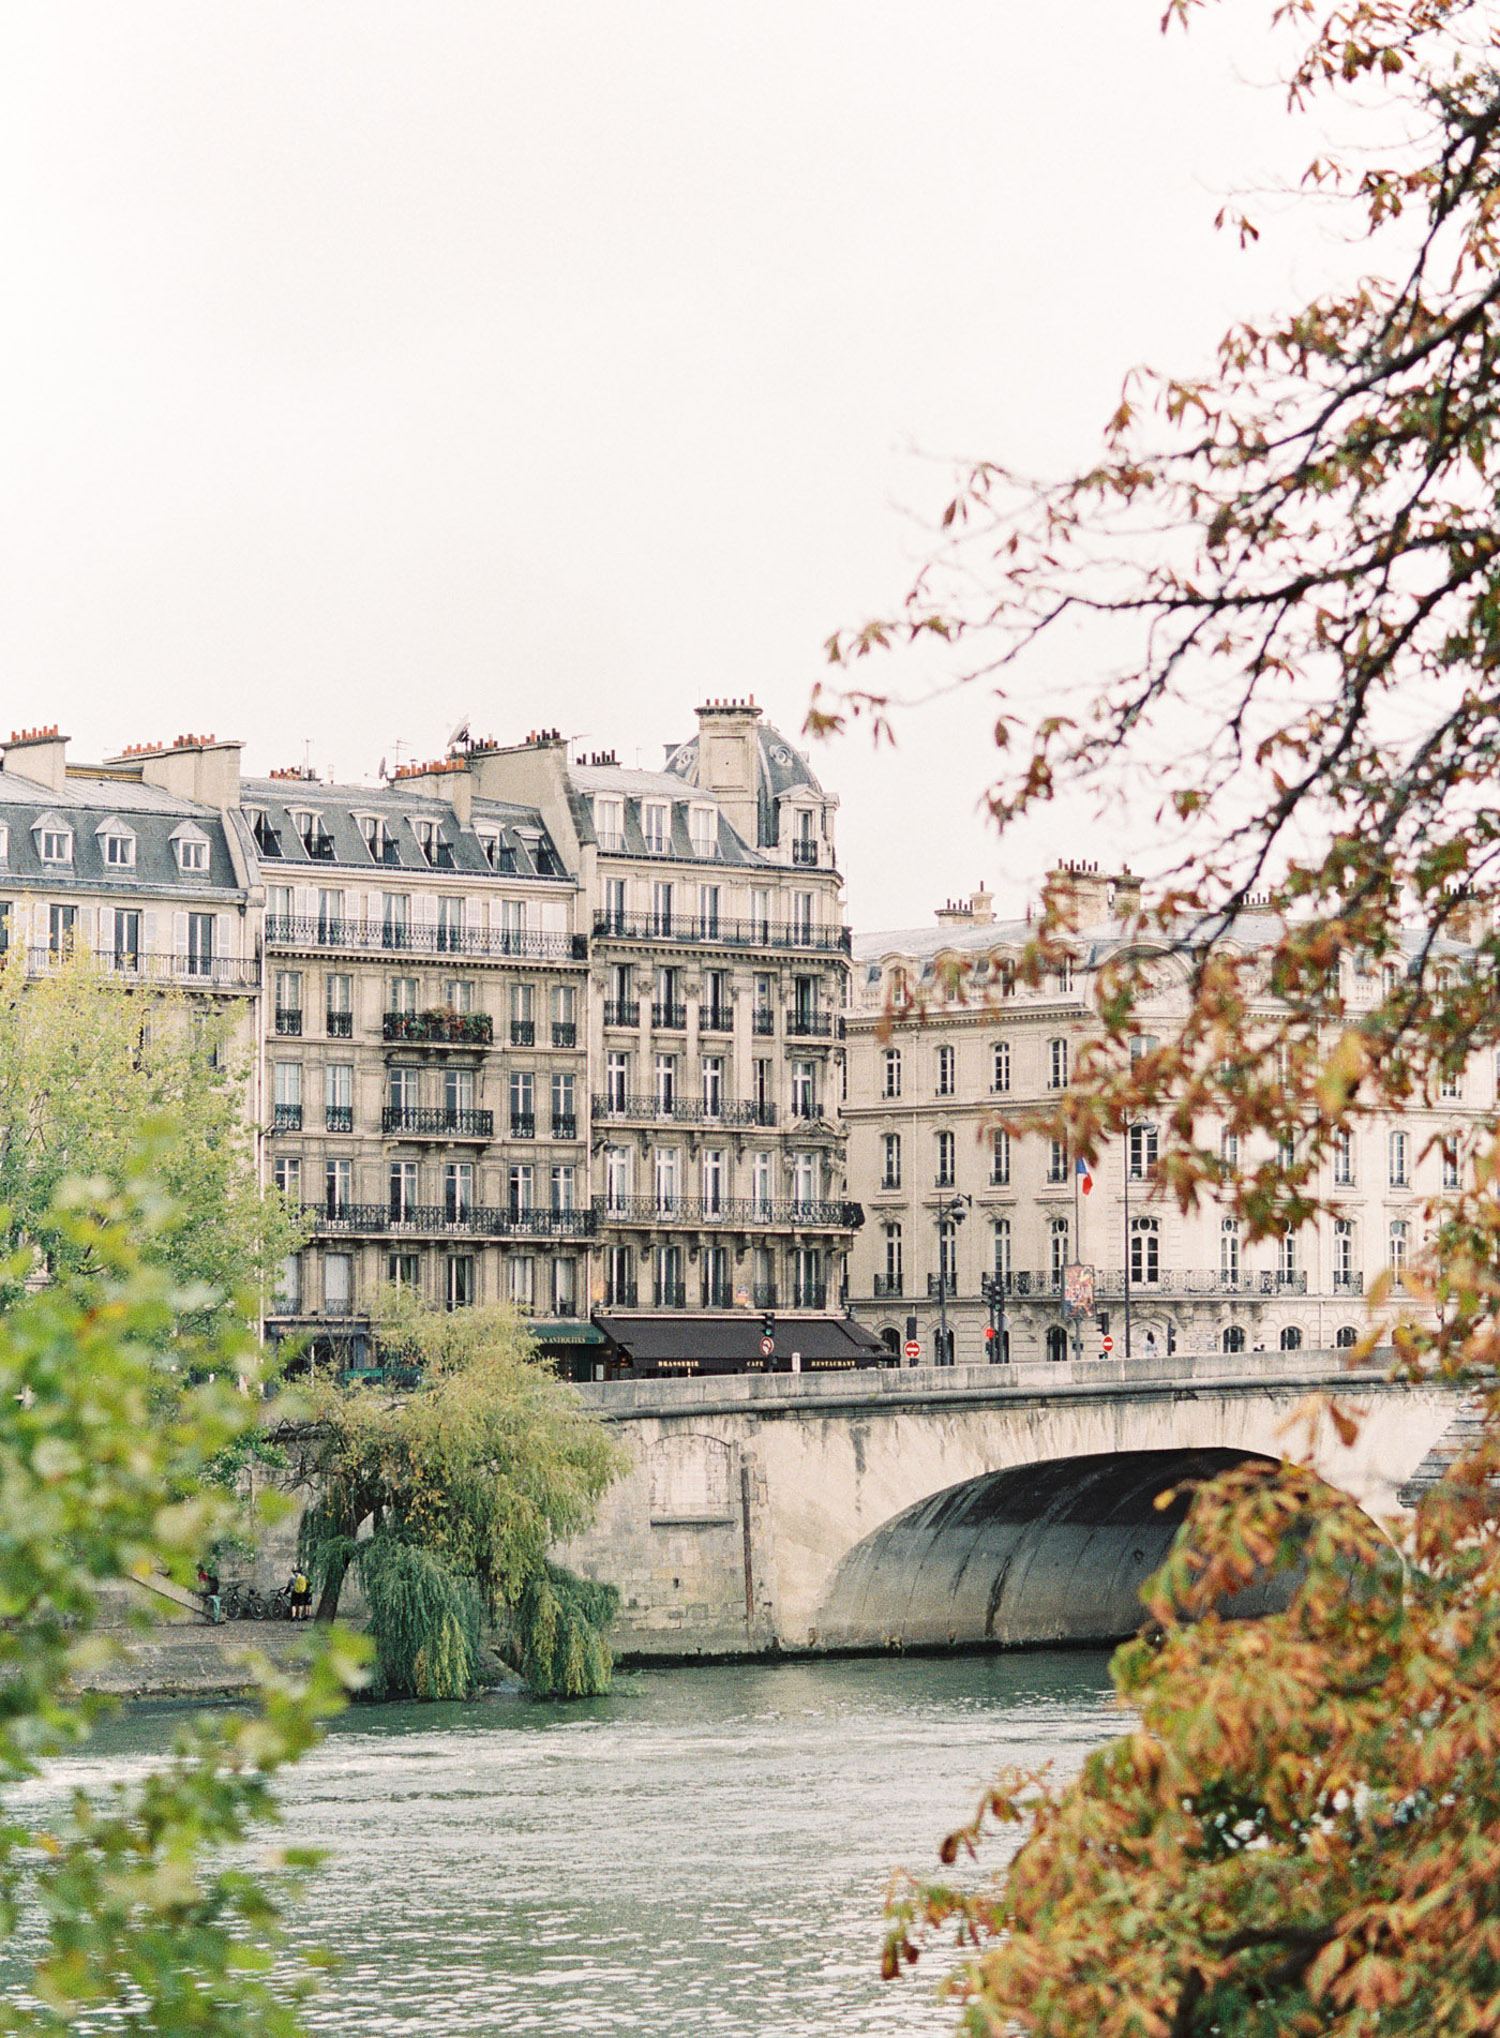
817,1448 -> 1286,1650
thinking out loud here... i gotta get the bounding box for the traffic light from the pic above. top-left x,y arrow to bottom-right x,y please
1166,1323 -> 1177,1355
762,1312 -> 775,1341
1096,1311 -> 1110,1336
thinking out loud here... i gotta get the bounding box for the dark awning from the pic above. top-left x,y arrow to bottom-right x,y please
590,1312 -> 887,1374
528,1318 -> 608,1347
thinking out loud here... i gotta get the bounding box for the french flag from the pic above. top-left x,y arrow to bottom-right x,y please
1076,1156 -> 1094,1196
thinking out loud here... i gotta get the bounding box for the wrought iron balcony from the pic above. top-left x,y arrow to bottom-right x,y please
382,1010 -> 494,1046
654,1282 -> 688,1309
510,1112 -> 536,1138
274,1007 -> 303,1036
552,1020 -> 578,1047
591,1094 -> 777,1127
791,1281 -> 828,1310
551,1113 -> 579,1140
872,1274 -> 903,1297
790,840 -> 819,866
603,1000 -> 639,1027
1332,1270 -> 1364,1292
652,1002 -> 688,1030
785,1012 -> 836,1038
700,1007 -> 734,1033
267,914 -> 585,963
325,1105 -> 353,1133
510,1019 -> 535,1046
326,1010 -> 353,1038
591,909 -> 850,956
304,1201 -> 598,1239
981,1268 -> 1313,1300
753,1011 -> 776,1035
25,946 -> 259,990
600,1195 -> 861,1230
605,1279 -> 639,1307
752,1283 -> 778,1310
381,1106 -> 494,1139
272,1104 -> 303,1133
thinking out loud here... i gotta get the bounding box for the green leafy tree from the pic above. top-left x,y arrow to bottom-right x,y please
0,1159 -> 364,2034
811,2 -> 1500,2030
297,1294 -> 627,1699
0,946 -> 304,1327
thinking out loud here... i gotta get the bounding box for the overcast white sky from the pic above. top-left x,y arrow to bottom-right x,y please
0,2 -> 1345,927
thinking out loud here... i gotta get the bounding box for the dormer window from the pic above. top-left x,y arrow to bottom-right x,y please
0,823 -> 7,864
476,829 -> 499,869
414,818 -> 454,869
293,809 -> 334,861
594,797 -> 624,852
360,814 -> 398,865
642,802 -> 671,854
249,810 -> 282,858
688,804 -> 717,859
170,821 -> 211,875
33,816 -> 72,865
96,817 -> 136,868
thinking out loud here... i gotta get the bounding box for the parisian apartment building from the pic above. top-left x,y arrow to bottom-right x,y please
0,704 -> 875,1375
844,866 -> 1485,1367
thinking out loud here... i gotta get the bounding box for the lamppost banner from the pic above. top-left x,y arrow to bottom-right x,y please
1062,1263 -> 1095,1319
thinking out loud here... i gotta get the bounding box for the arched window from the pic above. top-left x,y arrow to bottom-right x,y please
1332,1127 -> 1354,1186
882,1048 -> 902,1099
1389,1129 -> 1409,1187
1046,1325 -> 1069,1363
1335,1325 -> 1358,1349
881,1133 -> 901,1190
935,1130 -> 956,1187
1389,1220 -> 1409,1272
880,1326 -> 901,1355
1222,1325 -> 1245,1354
1221,1217 -> 1241,1286
1130,1217 -> 1160,1286
1279,1325 -> 1303,1352
992,1039 -> 1011,1092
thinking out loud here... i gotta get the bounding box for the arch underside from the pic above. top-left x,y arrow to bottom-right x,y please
817,1449 -> 1283,1651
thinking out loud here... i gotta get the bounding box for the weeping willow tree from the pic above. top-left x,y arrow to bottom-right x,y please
298,1294 -> 628,1700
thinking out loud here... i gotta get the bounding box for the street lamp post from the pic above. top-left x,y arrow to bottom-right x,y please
935,1194 -> 971,1364
1123,1125 -> 1133,1360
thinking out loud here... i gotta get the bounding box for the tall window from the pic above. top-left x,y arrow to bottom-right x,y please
881,1133 -> 902,1190
1221,1218 -> 1240,1285
651,881 -> 674,937
186,912 -> 215,978
703,1149 -> 726,1216
701,1245 -> 731,1308
444,1163 -> 473,1220
1278,1231 -> 1299,1283
654,1147 -> 681,1212
751,1151 -> 773,1216
1389,1220 -> 1409,1273
791,1060 -> 816,1119
113,909 -> 141,970
48,904 -> 76,956
436,896 -> 465,953
550,1164 -> 577,1211
1442,1142 -> 1461,1190
551,1071 -> 575,1133
1049,1218 -> 1069,1281
1048,1139 -> 1068,1184
388,1160 -> 418,1219
992,1218 -> 1011,1282
882,1222 -> 903,1293
1048,1038 -> 1069,1090
1221,1128 -> 1239,1172
935,1130 -> 955,1187
1223,1325 -> 1245,1354
507,1164 -> 534,1215
702,1056 -> 725,1116
606,1051 -> 629,1112
446,1257 -> 475,1310
1333,1218 -> 1354,1284
992,1039 -> 1011,1092
324,1062 -> 352,1131
990,1128 -> 1010,1186
689,805 -> 717,859
938,1219 -> 958,1288
1389,1130 -> 1409,1187
605,1147 -> 631,1212
1130,1218 -> 1160,1286
1332,1127 -> 1354,1186
883,1048 -> 902,1099
642,802 -> 670,854
791,1152 -> 818,1209
1128,1123 -> 1158,1180
936,1045 -> 956,1096
654,1054 -> 677,1113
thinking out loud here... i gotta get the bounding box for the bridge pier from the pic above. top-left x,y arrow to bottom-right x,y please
559,1355 -> 1459,1660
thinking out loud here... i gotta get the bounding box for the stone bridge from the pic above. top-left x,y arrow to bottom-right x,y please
561,1352 -> 1461,1658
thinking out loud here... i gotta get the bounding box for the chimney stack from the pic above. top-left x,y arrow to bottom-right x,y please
693,697 -> 762,848
3,725 -> 68,794
106,734 -> 242,810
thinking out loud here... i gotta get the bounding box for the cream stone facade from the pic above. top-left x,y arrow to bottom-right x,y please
845,868 -> 1485,1367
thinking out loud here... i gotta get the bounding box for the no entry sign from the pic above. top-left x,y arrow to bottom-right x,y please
1101,1335 -> 1115,1354
903,1338 -> 922,1360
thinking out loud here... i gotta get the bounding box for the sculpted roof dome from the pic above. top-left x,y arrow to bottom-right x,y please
662,719 -> 826,801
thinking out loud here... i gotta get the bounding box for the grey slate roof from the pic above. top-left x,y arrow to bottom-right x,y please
240,777 -> 571,885
0,769 -> 242,898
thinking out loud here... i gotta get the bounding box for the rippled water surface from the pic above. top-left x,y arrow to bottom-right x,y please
22,1653 -> 1121,2036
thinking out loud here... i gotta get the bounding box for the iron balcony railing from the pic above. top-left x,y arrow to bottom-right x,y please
699,1010 -> 734,1034
510,1112 -> 536,1138
326,1010 -> 353,1037
790,840 -> 819,866
752,1011 -> 776,1035
603,1000 -> 639,1027
272,1104 -> 303,1132
274,1007 -> 303,1035
26,946 -> 259,990
1332,1270 -> 1365,1293
785,1012 -> 839,1038
872,1274 -> 903,1297
380,1105 -> 494,1138
605,1280 -> 639,1307
652,1002 -> 688,1030
600,1195 -> 862,1230
752,1284 -> 778,1309
551,1114 -> 578,1140
382,1010 -> 494,1046
791,1282 -> 828,1310
552,1020 -> 578,1047
266,915 -> 585,963
978,1268 -> 1313,1300
591,1094 -> 777,1127
592,909 -> 851,956
305,1201 -> 598,1239
325,1105 -> 354,1133
654,1282 -> 688,1309
510,1019 -> 535,1046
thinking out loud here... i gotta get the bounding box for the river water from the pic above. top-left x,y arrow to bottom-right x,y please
17,1652 -> 1121,2036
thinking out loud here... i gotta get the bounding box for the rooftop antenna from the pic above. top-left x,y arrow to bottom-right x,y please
447,715 -> 471,752
382,738 -> 415,782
